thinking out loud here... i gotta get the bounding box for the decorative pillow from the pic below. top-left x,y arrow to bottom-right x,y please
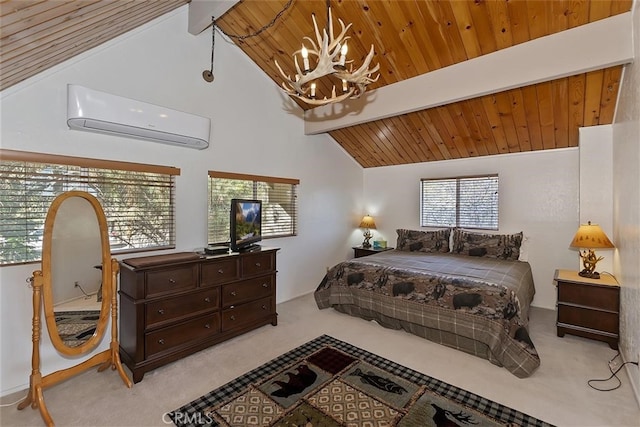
396,228 -> 450,253
451,229 -> 523,261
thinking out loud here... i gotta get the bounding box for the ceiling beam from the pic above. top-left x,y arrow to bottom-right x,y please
303,12 -> 634,135
188,0 -> 240,35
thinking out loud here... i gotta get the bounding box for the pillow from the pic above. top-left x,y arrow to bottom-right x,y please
451,229 -> 523,261
396,228 -> 450,253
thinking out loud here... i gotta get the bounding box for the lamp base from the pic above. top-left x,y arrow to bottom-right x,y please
578,269 -> 601,279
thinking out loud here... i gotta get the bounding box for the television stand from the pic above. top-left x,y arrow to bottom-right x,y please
238,244 -> 261,253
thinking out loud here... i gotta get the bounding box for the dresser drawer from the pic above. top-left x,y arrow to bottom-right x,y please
145,265 -> 198,298
201,258 -> 239,286
145,313 -> 220,358
146,288 -> 219,329
221,297 -> 272,332
557,305 -> 619,334
557,282 -> 619,312
222,275 -> 273,307
241,252 -> 274,276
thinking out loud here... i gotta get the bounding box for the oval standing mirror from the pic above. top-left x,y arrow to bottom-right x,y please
42,192 -> 109,354
18,191 -> 131,426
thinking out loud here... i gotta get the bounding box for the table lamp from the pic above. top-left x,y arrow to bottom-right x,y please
359,215 -> 376,248
569,221 -> 615,279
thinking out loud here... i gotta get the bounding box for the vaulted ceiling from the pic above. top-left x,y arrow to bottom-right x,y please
1,0 -> 634,168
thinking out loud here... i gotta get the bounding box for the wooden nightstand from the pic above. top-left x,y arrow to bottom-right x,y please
554,269 -> 620,349
353,246 -> 394,258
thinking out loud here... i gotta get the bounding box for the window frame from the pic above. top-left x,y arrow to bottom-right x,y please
420,174 -> 499,230
207,170 -> 299,245
0,149 -> 180,266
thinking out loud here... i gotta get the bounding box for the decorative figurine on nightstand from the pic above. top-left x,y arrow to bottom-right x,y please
569,221 -> 615,279
359,215 -> 376,248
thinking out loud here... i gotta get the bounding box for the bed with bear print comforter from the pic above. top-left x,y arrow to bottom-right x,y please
314,249 -> 540,377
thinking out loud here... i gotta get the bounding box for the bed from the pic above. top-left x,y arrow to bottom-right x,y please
314,228 -> 540,378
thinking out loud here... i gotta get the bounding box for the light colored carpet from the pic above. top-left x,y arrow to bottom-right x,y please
1,292 -> 639,426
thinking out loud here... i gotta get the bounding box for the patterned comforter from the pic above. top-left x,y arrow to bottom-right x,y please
314,250 -> 540,378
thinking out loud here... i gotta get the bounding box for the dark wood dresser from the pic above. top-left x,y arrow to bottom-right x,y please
119,248 -> 278,383
554,269 -> 619,349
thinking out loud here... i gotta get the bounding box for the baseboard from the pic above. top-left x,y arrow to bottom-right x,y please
621,350 -> 640,408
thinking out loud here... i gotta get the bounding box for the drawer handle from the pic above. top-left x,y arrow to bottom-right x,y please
158,309 -> 165,315
262,305 -> 267,310
262,283 -> 268,288
255,262 -> 261,267
204,297 -> 211,303
205,323 -> 211,329
168,278 -> 176,284
158,339 -> 165,345
230,315 -> 236,321
218,269 -> 224,274
230,291 -> 237,296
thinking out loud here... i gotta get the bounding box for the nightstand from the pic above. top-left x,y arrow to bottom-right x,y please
353,246 -> 394,258
554,269 -> 619,349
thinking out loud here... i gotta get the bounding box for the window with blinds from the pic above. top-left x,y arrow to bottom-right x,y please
420,175 -> 499,230
0,150 -> 180,266
208,171 -> 299,244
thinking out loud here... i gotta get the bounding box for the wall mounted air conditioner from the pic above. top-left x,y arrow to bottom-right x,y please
67,84 -> 210,150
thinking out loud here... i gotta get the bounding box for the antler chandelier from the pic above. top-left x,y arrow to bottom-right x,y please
274,0 -> 380,106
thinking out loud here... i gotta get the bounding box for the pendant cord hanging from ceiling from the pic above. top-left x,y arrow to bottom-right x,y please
202,0 -> 295,82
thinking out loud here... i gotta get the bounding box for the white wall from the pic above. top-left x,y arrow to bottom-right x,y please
0,7 -> 362,396
612,0 -> 640,405
363,149 -> 580,310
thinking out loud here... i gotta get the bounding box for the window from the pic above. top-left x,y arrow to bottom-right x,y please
420,175 -> 498,230
0,150 -> 180,266
208,171 -> 299,244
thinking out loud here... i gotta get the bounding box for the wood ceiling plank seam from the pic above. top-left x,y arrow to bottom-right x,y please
431,106 -> 463,159
567,73 -> 586,148
0,0 -> 103,42
504,0 -> 531,46
448,0 -> 481,60
1,0 -> 140,65
551,78 -> 570,148
494,92 -> 521,153
485,0 -> 514,50
566,0 -> 590,29
366,120 -> 407,165
447,101 -> 480,158
535,81 -> 557,150
588,0 -> 612,21
520,85 -> 545,152
405,112 -> 446,162
396,0 -> 443,71
384,116 -> 424,163
598,65 -> 622,124
430,0 -> 468,65
463,98 -> 498,156
0,1 -> 48,19
338,123 -> 378,168
609,0 -> 634,15
524,0 -> 549,40
0,2 -> 181,89
328,128 -> 371,168
414,0 -> 457,67
548,0 -> 570,34
480,94 -> 510,154
416,110 -> 452,160
352,123 -> 387,167
0,2 -> 175,80
506,88 -> 532,153
465,0 -> 498,56
381,0 -> 426,77
583,69 -> 604,126
397,114 -> 437,162
0,0 -> 69,26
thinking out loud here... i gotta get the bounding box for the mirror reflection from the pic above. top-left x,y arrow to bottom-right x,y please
50,196 -> 103,347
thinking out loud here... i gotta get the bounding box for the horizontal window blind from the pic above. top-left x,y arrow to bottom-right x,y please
208,171 -> 299,244
421,175 -> 498,230
0,150 -> 180,266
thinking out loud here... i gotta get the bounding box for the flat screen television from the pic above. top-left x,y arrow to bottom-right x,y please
230,199 -> 262,252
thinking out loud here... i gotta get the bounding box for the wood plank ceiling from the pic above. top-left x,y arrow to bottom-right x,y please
0,0 -> 633,168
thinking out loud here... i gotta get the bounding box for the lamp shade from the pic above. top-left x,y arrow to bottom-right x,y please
359,215 -> 376,229
570,221 -> 614,249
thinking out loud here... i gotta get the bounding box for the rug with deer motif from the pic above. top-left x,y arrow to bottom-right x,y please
170,335 -> 552,427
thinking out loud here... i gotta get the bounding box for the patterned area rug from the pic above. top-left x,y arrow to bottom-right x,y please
54,310 -> 99,347
170,335 -> 552,427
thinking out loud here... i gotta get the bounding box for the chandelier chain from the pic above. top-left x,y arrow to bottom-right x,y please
214,0 -> 295,41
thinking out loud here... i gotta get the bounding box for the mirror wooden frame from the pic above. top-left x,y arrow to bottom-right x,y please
18,191 -> 131,426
